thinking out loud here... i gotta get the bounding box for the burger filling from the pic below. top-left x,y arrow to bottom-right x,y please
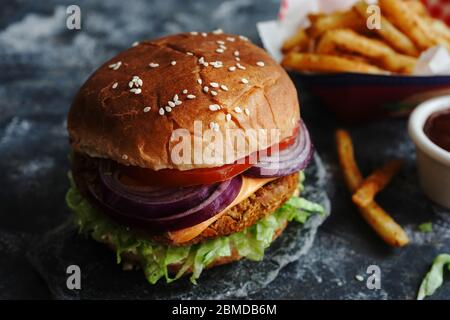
65,121 -> 323,284
67,167 -> 323,284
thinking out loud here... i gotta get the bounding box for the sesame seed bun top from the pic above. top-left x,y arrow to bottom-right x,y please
68,31 -> 300,170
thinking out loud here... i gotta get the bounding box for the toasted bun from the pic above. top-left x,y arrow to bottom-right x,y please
105,221 -> 287,275
68,32 -> 300,170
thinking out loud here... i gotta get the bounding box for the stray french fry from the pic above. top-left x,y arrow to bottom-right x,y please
282,52 -> 388,74
335,129 -> 409,247
316,29 -> 417,74
281,28 -> 309,53
353,1 -> 419,56
352,159 -> 404,207
307,10 -> 367,38
335,129 -> 364,191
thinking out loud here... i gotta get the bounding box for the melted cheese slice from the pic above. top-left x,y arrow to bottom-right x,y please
167,176 -> 276,244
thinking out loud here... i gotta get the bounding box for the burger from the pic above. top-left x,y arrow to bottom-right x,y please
65,30 -> 323,284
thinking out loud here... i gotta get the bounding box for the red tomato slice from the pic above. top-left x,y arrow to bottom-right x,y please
120,125 -> 299,187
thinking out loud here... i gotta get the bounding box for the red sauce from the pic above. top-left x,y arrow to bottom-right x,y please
424,108 -> 450,152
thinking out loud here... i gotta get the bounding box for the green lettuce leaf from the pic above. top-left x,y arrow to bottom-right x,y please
417,254 -> 450,300
65,172 -> 324,284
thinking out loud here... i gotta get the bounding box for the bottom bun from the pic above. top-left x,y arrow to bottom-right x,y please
104,221 -> 288,275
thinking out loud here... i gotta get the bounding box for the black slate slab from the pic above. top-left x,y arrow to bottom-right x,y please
1,0 -> 450,299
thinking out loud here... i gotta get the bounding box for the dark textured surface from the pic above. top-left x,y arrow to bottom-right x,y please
1,0 -> 450,300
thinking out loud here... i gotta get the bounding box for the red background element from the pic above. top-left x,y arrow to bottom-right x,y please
422,0 -> 450,25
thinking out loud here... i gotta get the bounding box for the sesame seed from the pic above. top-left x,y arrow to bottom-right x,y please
210,90 -> 218,96
132,41 -> 139,47
112,82 -> 118,89
212,28 -> 224,35
237,63 -> 246,70
226,114 -> 232,121
355,275 -> 364,282
173,94 -> 179,101
209,104 -> 221,111
211,61 -> 223,68
235,57 -> 241,62
171,60 -> 177,66
210,82 -> 219,88
182,89 -> 188,94
186,52 -> 194,56
203,86 -> 209,93
203,62 -> 209,67
234,106 -> 242,113
159,108 -> 165,115
137,78 -> 143,86
197,79 -> 203,85
216,48 -> 224,53
220,84 -> 229,91
149,62 -> 159,68
168,101 -> 175,108
122,154 -> 128,160
226,37 -> 235,42
219,44 -> 227,50
187,94 -> 196,99
234,50 -> 240,57
128,81 -> 134,88
199,57 -> 205,64
109,61 -> 122,70
228,66 -> 236,72
256,61 -> 265,67
175,100 -> 182,106
165,106 -> 172,112
241,78 -> 249,84
130,88 -> 142,94
201,32 -> 207,37
143,106 -> 151,113
244,108 -> 250,116
216,40 -> 225,45
190,31 -> 198,35
239,35 -> 249,41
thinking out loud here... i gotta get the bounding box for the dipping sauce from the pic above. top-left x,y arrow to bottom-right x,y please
424,108 -> 450,152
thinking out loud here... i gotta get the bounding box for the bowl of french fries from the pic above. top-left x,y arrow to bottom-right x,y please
279,0 -> 450,122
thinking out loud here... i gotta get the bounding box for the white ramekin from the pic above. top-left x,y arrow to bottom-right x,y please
408,95 -> 450,209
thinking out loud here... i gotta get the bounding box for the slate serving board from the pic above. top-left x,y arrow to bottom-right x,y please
1,0 -> 449,300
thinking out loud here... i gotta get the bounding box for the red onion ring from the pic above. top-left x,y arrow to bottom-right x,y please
98,161 -> 215,218
87,165 -> 243,232
245,121 -> 314,178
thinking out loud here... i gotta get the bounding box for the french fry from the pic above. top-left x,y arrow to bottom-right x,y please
307,10 -> 367,38
404,0 -> 429,18
282,52 -> 388,74
335,129 -> 364,191
335,129 -> 409,247
352,159 -> 404,207
353,1 -> 419,56
378,0 -> 437,50
281,28 -> 310,53
316,29 -> 417,74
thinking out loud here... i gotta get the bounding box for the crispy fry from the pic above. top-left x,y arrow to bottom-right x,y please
282,28 -> 310,53
316,29 -> 417,74
404,0 -> 429,17
353,1 -> 419,56
335,129 -> 409,247
335,129 -> 364,191
282,52 -> 388,74
378,0 -> 437,50
307,10 -> 367,38
352,159 -> 404,207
